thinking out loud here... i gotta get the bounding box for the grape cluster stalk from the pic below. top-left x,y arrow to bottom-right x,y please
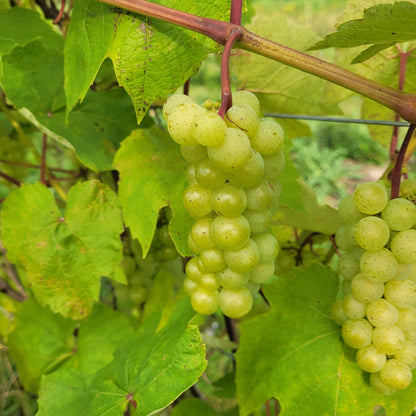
163,92 -> 284,318
331,179 -> 416,394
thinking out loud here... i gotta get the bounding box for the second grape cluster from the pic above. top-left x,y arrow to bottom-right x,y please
331,179 -> 416,394
163,92 -> 284,318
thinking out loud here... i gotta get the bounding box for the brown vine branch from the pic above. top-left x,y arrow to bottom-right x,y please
53,0 -> 66,24
390,124 -> 416,199
95,0 -> 416,123
0,170 -> 21,187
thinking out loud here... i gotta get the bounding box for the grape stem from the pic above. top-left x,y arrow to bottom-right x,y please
218,28 -> 243,118
96,0 -> 416,123
390,124 -> 416,199
0,170 -> 21,187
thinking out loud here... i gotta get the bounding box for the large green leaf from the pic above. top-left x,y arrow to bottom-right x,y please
0,7 -> 62,55
7,299 -> 133,394
310,2 -> 416,55
66,0 -> 229,123
236,264 -> 416,415
0,181 -> 125,319
37,299 -> 207,416
0,39 -> 137,171
64,0 -> 114,113
113,127 -> 192,256
7,298 -> 77,393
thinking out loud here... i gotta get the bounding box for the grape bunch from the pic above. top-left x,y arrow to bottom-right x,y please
331,180 -> 416,394
163,91 -> 284,318
112,214 -> 181,317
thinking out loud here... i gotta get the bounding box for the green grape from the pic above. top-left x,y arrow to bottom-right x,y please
232,90 -> 261,116
250,118 -> 284,155
381,198 -> 416,231
245,179 -> 274,211
190,217 -> 216,251
369,372 -> 396,396
396,307 -> 416,331
211,183 -> 247,217
403,328 -> 416,343
251,232 -> 280,263
353,182 -> 389,215
211,215 -> 250,250
217,267 -> 249,289
185,164 -> 197,184
275,249 -> 296,275
183,184 -> 213,217
372,326 -> 406,354
219,287 -> 253,318
390,230 -> 416,264
342,294 -> 366,319
167,102 -> 205,145
354,216 -> 390,251
194,159 -> 227,189
123,255 -> 137,276
268,181 -> 281,215
356,345 -> 386,373
158,224 -> 174,247
366,299 -> 398,328
180,144 -> 208,164
342,279 -> 352,295
199,248 -> 226,272
226,149 -> 265,189
351,273 -> 384,303
225,104 -> 258,138
337,194 -> 365,224
129,286 -> 147,304
359,248 -> 398,283
330,299 -> 349,326
393,262 -> 413,281
335,223 -> 357,251
185,257 -> 204,282
384,279 -> 416,308
190,287 -> 219,315
400,178 -> 416,203
379,359 -> 412,390
263,149 -> 285,182
224,238 -> 260,273
188,233 -> 202,255
163,94 -> 194,121
129,270 -> 149,288
207,128 -> 251,170
156,246 -> 178,261
248,261 -> 275,284
183,276 -> 199,296
193,112 -> 226,146
199,272 -> 220,290
394,340 -> 416,369
341,318 -> 373,349
243,208 -> 272,234
337,252 -> 360,281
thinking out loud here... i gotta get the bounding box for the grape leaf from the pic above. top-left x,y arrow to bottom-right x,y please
8,299 -> 134,394
0,181 -> 125,319
0,7 -> 62,55
113,127 -> 192,256
64,0 -> 114,113
0,40 -> 138,171
0,40 -> 66,116
310,2 -> 416,52
171,397 -> 238,416
236,264 -> 416,416
7,298 -> 77,393
38,299 -> 207,416
66,0 -> 229,123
